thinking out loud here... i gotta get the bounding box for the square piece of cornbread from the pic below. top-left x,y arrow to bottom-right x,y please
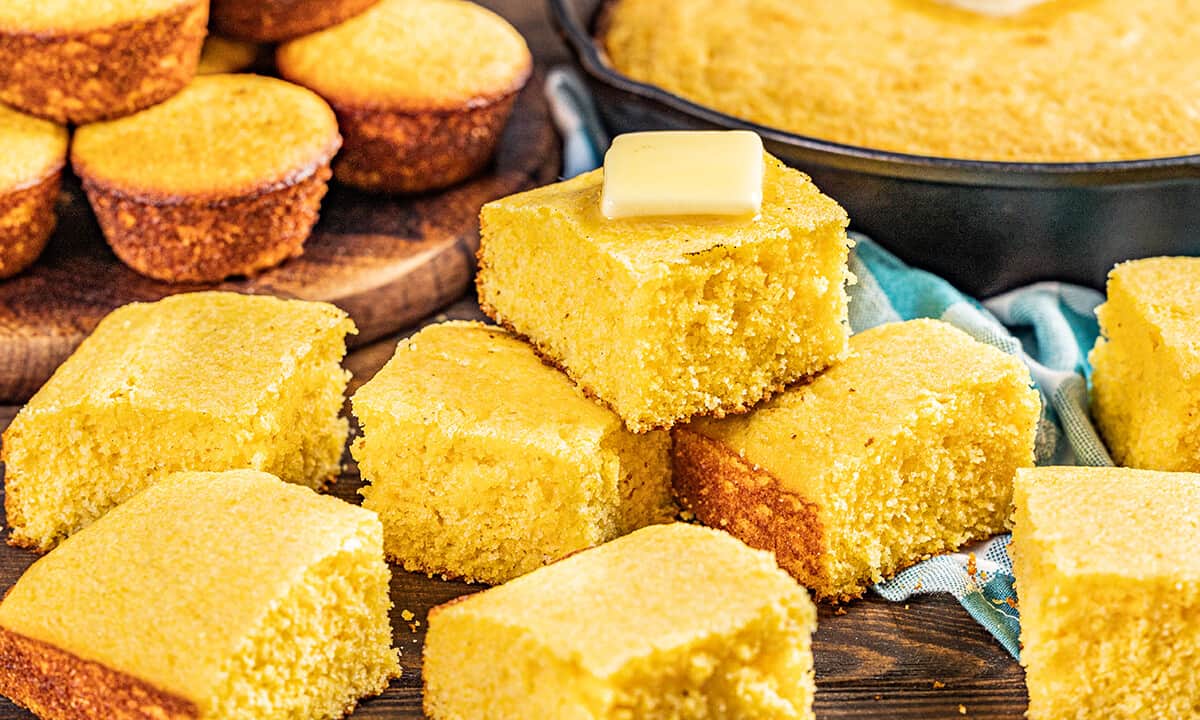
1012,466 -> 1200,720
351,321 -> 675,584
424,523 -> 817,719
674,319 -> 1040,600
0,470 -> 400,719
476,152 -> 851,432
3,291 -> 356,551
1090,257 -> 1200,471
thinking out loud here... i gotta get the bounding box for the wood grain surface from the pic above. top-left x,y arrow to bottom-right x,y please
0,1 -> 1029,717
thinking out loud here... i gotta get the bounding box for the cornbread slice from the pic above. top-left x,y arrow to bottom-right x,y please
0,104 -> 67,278
477,152 -> 852,432
1012,466 -> 1200,720
212,0 -> 382,42
352,321 -> 675,584
424,523 -> 817,719
72,74 -> 341,282
0,470 -> 400,720
3,291 -> 356,551
277,0 -> 531,193
0,0 -> 206,124
675,319 -> 1040,600
1090,257 -> 1200,472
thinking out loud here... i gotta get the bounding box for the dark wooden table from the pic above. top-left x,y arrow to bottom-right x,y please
0,2 -> 1029,717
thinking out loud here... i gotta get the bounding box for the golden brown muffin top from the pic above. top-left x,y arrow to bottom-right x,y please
72,74 -> 340,199
0,104 -> 68,192
277,0 -> 532,111
196,36 -> 261,75
604,0 -> 1200,162
0,0 -> 196,32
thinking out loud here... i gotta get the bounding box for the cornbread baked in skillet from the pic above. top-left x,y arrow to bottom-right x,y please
603,0 -> 1200,162
211,0 -> 382,42
0,105 -> 67,279
352,322 -> 675,584
0,470 -> 401,720
71,74 -> 341,282
0,0 -> 206,124
674,319 -> 1040,600
196,35 -> 262,75
278,0 -> 532,193
1012,467 -> 1200,720
1090,257 -> 1200,472
477,152 -> 851,433
3,292 -> 356,552
424,523 -> 817,719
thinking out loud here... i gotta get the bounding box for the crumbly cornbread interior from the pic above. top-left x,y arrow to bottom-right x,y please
0,105 -> 67,192
0,0 -> 192,31
276,0 -> 530,110
3,292 -> 354,551
604,0 -> 1200,162
1012,467 -> 1200,720
353,322 -> 674,584
478,154 -> 851,432
197,37 -> 260,75
0,470 -> 400,719
424,523 -> 816,719
1090,257 -> 1200,472
688,319 -> 1040,599
71,74 -> 339,198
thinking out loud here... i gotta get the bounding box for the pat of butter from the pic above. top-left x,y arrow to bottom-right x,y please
933,0 -> 1052,16
600,130 -> 764,220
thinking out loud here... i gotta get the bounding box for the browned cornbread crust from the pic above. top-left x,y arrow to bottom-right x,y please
0,1 -> 207,125
211,0 -> 382,43
672,428 -> 835,598
79,163 -> 334,282
0,171 -> 61,279
0,626 -> 197,720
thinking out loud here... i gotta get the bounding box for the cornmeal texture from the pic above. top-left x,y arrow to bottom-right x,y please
352,322 -> 675,584
3,292 -> 356,551
675,319 -> 1040,600
424,523 -> 817,719
477,153 -> 851,432
1012,466 -> 1200,720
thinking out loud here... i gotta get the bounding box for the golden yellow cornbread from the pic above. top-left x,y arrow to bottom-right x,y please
211,0 -> 382,43
1090,257 -> 1200,472
675,319 -> 1040,600
3,291 -> 356,552
0,0 -> 206,124
277,0 -> 532,192
0,470 -> 400,720
603,0 -> 1200,162
71,74 -> 341,282
477,152 -> 852,433
1012,466 -> 1200,720
196,36 -> 262,75
424,523 -> 817,719
352,322 -> 675,584
0,104 -> 67,279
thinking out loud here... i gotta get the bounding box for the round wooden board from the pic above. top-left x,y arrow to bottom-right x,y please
0,77 -> 559,403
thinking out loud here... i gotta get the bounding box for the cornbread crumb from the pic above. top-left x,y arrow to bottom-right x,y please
959,704 -> 967,715
933,681 -> 946,689
401,610 -> 415,622
424,524 -> 817,719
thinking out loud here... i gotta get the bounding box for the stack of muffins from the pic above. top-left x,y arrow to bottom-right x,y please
0,0 -> 532,282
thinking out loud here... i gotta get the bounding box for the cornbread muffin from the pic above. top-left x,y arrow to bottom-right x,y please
675,319 -> 1040,600
196,35 -> 263,75
603,0 -> 1200,162
0,0 -> 206,125
1012,466 -> 1200,720
352,322 -> 675,584
477,153 -> 852,433
211,0 -> 382,42
3,292 -> 356,551
1090,257 -> 1200,472
71,74 -> 341,282
0,470 -> 400,720
277,0 -> 532,193
424,523 -> 817,719
0,105 -> 67,279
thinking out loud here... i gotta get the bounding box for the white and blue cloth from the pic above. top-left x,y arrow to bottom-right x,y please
544,67 -> 1114,659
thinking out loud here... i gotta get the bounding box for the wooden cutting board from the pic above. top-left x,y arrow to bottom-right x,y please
0,78 -> 559,403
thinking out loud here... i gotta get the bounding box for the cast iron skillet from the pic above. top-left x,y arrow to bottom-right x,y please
550,0 -> 1200,296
